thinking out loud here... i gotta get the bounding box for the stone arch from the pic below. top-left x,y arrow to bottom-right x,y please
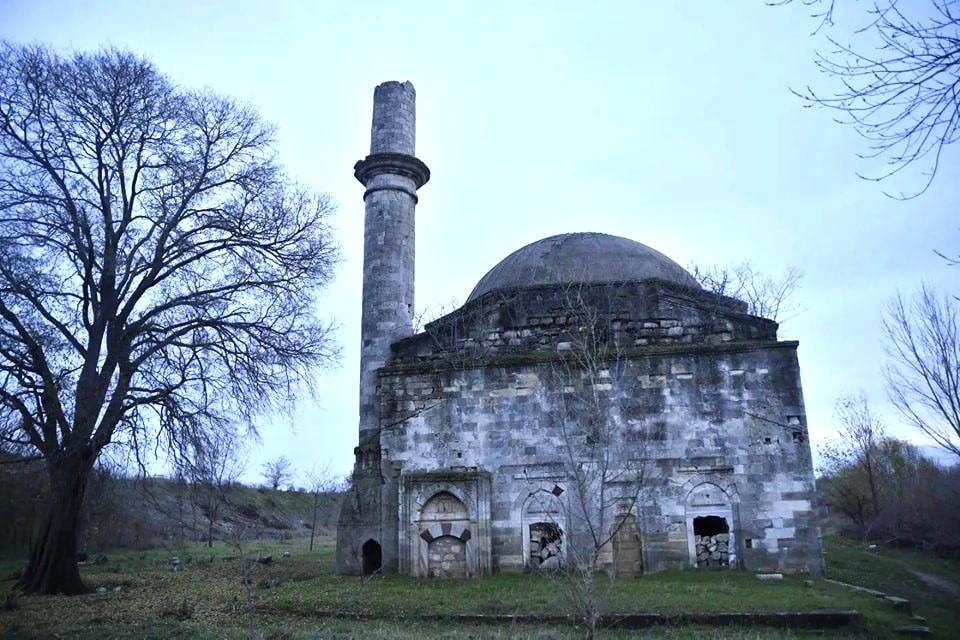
421,491 -> 468,521
413,484 -> 471,518
677,476 -> 740,502
685,482 -> 736,568
521,489 -> 566,570
361,539 -> 382,575
416,491 -> 472,578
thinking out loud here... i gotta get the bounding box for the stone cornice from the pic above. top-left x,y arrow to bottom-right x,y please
378,339 -> 800,376
354,152 -> 431,189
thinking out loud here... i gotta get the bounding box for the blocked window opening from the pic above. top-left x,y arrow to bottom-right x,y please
693,516 -> 730,568
427,535 -> 466,578
529,522 -> 563,570
612,513 -> 643,577
361,539 -> 382,575
792,431 -> 805,443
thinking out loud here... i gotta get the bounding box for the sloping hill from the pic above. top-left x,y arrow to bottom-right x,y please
0,466 -> 342,555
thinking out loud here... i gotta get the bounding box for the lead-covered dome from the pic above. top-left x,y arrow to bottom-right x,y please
467,232 -> 699,303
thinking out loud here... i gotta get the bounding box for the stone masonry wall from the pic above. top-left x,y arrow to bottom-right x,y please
378,336 -> 821,575
392,281 -> 777,368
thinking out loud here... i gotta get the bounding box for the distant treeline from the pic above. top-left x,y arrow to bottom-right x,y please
818,438 -> 960,556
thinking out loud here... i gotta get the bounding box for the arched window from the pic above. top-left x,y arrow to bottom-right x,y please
521,490 -> 566,570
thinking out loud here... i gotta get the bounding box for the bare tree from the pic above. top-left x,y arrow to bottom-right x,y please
304,463 -> 344,552
818,433 -> 960,548
261,456 -> 293,491
0,45 -> 338,594
688,262 -> 803,322
819,394 -> 887,527
778,0 -> 960,197
184,431 -> 246,547
883,286 -> 960,460
544,283 -> 650,639
411,297 -> 460,334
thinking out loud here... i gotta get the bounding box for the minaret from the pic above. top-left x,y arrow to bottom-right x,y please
338,81 -> 429,575
354,82 -> 430,448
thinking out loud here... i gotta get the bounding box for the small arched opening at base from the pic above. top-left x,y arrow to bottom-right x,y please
693,516 -> 730,567
361,539 -> 382,575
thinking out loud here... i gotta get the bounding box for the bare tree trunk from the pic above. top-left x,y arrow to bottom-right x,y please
865,449 -> 880,518
19,456 -> 92,595
309,490 -> 320,552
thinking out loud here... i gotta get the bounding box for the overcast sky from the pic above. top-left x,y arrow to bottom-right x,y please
3,1 -> 958,484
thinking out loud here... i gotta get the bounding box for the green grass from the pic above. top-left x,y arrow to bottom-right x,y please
0,535 -> 954,639
822,533 -> 960,637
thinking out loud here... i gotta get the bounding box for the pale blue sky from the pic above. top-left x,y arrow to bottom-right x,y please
3,1 -> 957,483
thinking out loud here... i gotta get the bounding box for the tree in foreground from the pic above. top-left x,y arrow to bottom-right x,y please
0,44 -> 338,594
779,0 -> 960,197
883,286 -> 960,460
544,283 -> 650,639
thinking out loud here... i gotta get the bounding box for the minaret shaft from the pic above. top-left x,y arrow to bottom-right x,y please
355,81 -> 429,446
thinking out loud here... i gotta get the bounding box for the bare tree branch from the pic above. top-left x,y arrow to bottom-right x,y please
688,261 -> 803,322
779,0 -> 960,197
883,285 -> 960,459
0,44 -> 339,595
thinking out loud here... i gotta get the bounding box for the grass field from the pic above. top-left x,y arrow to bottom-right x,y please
0,535 -> 956,638
822,533 -> 960,636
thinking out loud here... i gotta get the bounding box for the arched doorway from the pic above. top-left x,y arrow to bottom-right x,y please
686,483 -> 736,569
420,491 -> 470,578
361,539 -> 382,575
693,516 -> 730,567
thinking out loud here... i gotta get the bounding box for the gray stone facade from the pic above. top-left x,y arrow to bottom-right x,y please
336,82 -> 823,578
